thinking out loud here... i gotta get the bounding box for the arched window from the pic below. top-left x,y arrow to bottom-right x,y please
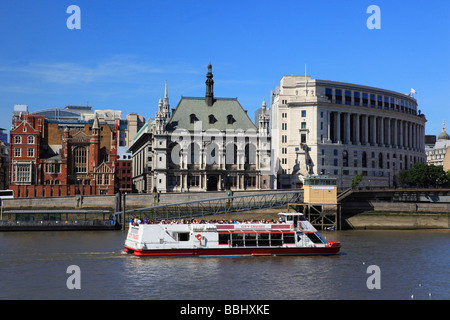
208,115 -> 216,124
245,143 -> 256,165
28,136 -> 35,144
190,114 -> 197,124
168,142 -> 181,165
73,147 -> 87,173
189,143 -> 200,164
14,136 -> 21,144
206,143 -> 219,165
227,115 -> 234,124
225,143 -> 238,165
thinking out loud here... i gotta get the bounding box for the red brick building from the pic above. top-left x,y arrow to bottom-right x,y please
116,147 -> 133,194
9,112 -> 118,198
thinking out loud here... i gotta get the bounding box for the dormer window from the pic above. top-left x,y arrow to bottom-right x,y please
190,114 -> 197,124
227,114 -> 234,124
209,115 -> 216,124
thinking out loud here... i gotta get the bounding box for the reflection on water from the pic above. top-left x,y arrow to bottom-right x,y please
0,229 -> 448,300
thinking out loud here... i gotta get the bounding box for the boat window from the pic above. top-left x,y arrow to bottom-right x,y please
315,232 -> 328,244
271,233 -> 282,246
218,233 -> 230,245
283,233 -> 296,244
245,233 -> 257,246
232,233 -> 244,247
306,232 -> 324,244
176,232 -> 190,241
258,233 -> 270,246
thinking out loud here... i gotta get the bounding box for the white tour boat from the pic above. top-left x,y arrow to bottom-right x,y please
124,212 -> 340,257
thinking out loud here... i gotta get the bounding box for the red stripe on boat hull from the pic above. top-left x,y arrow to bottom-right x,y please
124,246 -> 340,257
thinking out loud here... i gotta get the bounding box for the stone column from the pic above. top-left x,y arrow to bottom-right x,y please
364,115 -> 369,145
345,113 -> 351,144
355,114 -> 360,145
393,119 -> 398,148
336,112 -> 341,143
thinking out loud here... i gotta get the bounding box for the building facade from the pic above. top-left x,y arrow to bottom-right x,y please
0,131 -> 9,191
9,111 -> 118,198
31,105 -> 145,147
116,146 -> 133,194
130,64 -> 273,193
271,76 -> 427,189
426,120 -> 450,171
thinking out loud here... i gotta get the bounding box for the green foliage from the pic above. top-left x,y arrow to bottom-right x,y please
351,173 -> 363,188
396,163 -> 450,188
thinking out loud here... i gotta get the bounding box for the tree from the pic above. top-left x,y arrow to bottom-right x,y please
397,163 -> 449,188
351,173 -> 363,188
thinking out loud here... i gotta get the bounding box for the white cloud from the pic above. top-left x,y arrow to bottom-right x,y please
0,55 -> 200,85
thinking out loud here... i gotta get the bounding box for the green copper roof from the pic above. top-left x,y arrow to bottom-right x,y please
166,97 -> 257,132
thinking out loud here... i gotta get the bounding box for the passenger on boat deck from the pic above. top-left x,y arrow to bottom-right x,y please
131,217 -> 281,226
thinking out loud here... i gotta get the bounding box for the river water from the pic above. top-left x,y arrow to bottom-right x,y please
0,229 -> 448,300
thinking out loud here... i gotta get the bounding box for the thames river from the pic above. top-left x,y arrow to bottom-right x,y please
0,229 -> 448,300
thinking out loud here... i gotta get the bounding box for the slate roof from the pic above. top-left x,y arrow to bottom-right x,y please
166,97 -> 257,132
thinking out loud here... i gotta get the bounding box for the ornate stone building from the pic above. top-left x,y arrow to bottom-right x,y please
271,76 -> 427,189
426,120 -> 450,171
130,64 -> 273,193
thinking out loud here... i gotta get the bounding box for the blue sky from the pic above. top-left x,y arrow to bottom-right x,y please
0,0 -> 449,138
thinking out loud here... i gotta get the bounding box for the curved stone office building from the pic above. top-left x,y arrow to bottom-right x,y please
271,76 -> 427,189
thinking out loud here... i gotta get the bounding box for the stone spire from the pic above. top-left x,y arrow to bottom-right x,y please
258,100 -> 270,135
205,62 -> 214,106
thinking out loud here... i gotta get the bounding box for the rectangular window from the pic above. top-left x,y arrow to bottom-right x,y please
377,95 -> 383,109
14,163 -> 31,182
219,233 -> 230,245
301,122 -> 307,129
301,134 -> 306,144
335,90 -> 342,104
325,88 -> 332,100
176,233 -> 190,241
258,233 -> 270,246
370,94 -> 376,108
345,90 -> 352,105
283,233 -> 295,244
354,92 -> 360,106
27,148 -> 34,158
362,93 -> 368,107
301,110 -> 307,117
14,148 -> 21,157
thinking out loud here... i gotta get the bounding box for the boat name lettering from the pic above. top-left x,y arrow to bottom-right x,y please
236,224 -> 271,230
128,233 -> 139,240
